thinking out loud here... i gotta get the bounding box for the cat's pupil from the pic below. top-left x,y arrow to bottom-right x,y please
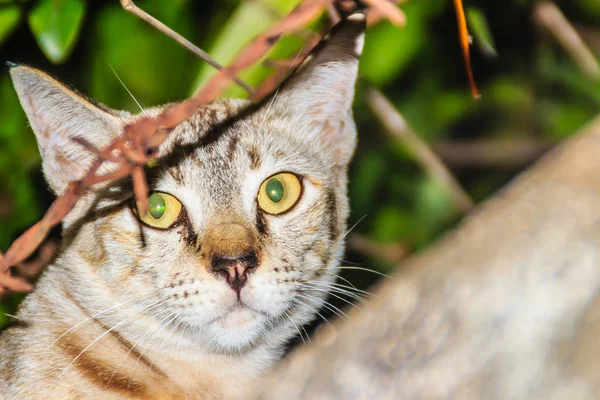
149,193 -> 166,219
266,178 -> 284,203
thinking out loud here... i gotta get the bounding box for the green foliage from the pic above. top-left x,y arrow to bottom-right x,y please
467,7 -> 496,58
0,0 -> 598,324
0,6 -> 21,46
28,0 -> 86,64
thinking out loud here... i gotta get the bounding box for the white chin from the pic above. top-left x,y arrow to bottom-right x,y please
208,305 -> 265,350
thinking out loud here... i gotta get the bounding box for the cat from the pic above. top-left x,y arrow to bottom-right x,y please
0,13 -> 366,400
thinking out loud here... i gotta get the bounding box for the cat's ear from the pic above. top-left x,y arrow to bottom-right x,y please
273,13 -> 366,166
10,66 -> 126,195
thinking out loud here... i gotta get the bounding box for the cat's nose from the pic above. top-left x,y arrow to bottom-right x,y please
211,252 -> 258,293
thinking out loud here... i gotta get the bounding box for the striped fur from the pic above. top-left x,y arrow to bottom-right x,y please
0,13 -> 366,399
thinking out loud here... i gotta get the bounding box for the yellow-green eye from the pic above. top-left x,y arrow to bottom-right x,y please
258,173 -> 302,215
134,192 -> 182,229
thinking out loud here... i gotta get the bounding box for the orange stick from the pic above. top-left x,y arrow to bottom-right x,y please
452,0 -> 480,98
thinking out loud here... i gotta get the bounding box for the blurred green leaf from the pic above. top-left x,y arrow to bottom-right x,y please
467,7 -> 497,58
89,0 -> 193,109
371,206 -> 414,243
28,0 -> 86,64
351,150 -> 386,215
539,99 -> 594,139
360,0 -> 443,86
0,6 -> 21,46
575,0 -> 600,18
191,0 -> 302,96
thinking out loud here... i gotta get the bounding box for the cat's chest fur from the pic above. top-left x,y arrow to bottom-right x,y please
0,14 -> 366,399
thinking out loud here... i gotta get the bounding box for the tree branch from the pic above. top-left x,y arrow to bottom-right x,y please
366,86 -> 474,213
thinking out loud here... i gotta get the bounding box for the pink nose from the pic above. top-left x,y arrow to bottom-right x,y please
210,253 -> 258,293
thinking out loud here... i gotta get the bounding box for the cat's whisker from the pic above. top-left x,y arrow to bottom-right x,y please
332,273 -> 360,290
310,278 -> 374,298
42,298 -> 138,355
341,214 -> 367,240
282,308 -> 307,344
339,265 -> 393,279
106,305 -> 173,388
297,292 -> 348,321
259,45 -> 305,129
122,309 -> 179,391
301,282 -> 368,305
126,309 -> 178,389
108,62 -> 146,115
133,312 -> 180,390
54,298 -> 167,384
260,86 -> 281,128
292,296 -> 334,329
298,282 -> 363,307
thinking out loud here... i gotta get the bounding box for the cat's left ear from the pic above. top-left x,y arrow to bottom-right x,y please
272,13 -> 366,166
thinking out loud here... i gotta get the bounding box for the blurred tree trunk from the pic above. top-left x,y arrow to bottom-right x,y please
252,115 -> 600,399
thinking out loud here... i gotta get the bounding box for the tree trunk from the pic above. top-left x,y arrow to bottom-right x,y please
253,115 -> 600,399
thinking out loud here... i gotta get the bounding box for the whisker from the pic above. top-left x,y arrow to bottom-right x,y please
127,309 -> 178,389
332,273 -> 359,289
297,283 -> 363,309
297,292 -> 348,321
42,298 -> 138,355
341,214 -> 367,240
106,306 -> 173,387
309,279 -> 374,298
282,308 -> 307,344
55,298 -> 166,382
292,296 -> 334,328
108,62 -> 146,114
300,281 -> 370,304
339,265 -> 393,279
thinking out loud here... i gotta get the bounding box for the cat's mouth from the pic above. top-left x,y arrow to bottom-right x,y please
214,301 -> 265,331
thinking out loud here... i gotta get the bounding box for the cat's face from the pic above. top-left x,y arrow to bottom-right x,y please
87,99 -> 352,352
10,15 -> 365,355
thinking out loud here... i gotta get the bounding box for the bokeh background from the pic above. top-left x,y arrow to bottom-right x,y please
0,0 -> 599,335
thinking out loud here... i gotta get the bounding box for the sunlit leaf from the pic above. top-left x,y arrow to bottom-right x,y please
190,0 -> 302,96
360,0 -> 443,86
0,6 -> 21,46
467,7 -> 497,58
28,0 -> 86,64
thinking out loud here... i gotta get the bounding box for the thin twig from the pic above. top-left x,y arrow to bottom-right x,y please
327,3 -> 341,24
365,86 -> 474,213
452,0 -> 480,98
534,1 -> 600,79
119,0 -> 254,93
433,138 -> 553,168
347,234 -> 409,264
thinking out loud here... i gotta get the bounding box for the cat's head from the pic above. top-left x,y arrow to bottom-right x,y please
10,14 -> 365,354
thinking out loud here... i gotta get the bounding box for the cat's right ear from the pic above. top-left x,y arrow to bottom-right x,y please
267,13 -> 366,167
10,66 -> 126,195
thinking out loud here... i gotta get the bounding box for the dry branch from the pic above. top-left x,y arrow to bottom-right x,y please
253,115 -> 600,398
120,0 -> 253,93
535,1 -> 600,79
433,137 -> 553,168
366,86 -> 474,213
452,0 -> 480,98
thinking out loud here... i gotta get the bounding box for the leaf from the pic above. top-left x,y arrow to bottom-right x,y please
190,0 -> 302,95
28,0 -> 86,64
360,0 -> 443,86
0,6 -> 21,46
467,7 -> 497,58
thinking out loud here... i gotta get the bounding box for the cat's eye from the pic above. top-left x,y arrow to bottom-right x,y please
134,192 -> 183,229
257,173 -> 302,215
